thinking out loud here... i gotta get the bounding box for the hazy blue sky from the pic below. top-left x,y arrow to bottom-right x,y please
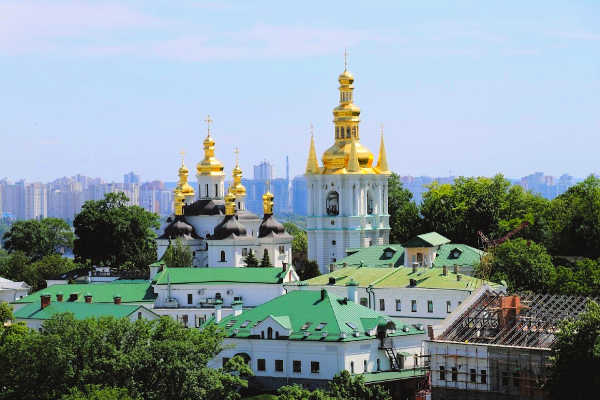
1,0 -> 599,182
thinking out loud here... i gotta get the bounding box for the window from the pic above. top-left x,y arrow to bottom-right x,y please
267,327 -> 273,339
205,184 -> 209,197
326,191 -> 339,216
513,372 -> 520,387
293,360 -> 301,373
279,245 -> 285,253
376,359 -> 381,371
182,315 -> 188,327
379,299 -> 385,311
215,184 -> 218,198
439,366 -> 446,381
242,248 -> 248,257
187,294 -> 193,305
411,300 -> 417,312
363,360 -> 367,372
257,359 -> 266,371
275,331 -> 279,339
332,240 -> 336,245
220,251 -> 226,262
395,299 -> 402,312
502,372 -> 509,386
470,369 -> 476,383
335,126 -> 339,138
261,331 -> 264,339
346,127 -> 351,138
350,361 -> 354,374
311,361 -> 320,374
222,357 -> 230,367
427,300 -> 434,313
481,370 -> 487,384
264,249 -> 268,259
137,312 -> 142,320
451,367 -> 458,382
446,301 -> 451,313
352,126 -> 357,137
417,252 -> 423,265
367,191 -> 374,214
360,297 -> 368,307
275,360 -> 284,372
330,220 -> 335,225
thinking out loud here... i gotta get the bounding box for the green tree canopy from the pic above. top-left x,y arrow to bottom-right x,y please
260,251 -> 273,268
73,192 -> 160,270
60,385 -> 140,400
485,238 -> 555,293
549,301 -> 600,399
299,260 -> 321,281
387,173 -> 422,243
162,238 -> 193,268
277,371 -> 390,400
23,254 -> 78,291
0,302 -> 13,324
2,218 -> 74,261
547,175 -> 600,258
0,314 -> 250,400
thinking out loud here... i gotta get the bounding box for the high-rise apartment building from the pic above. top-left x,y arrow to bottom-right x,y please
253,161 -> 273,181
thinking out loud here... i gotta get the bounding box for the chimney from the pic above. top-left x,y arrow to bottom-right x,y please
320,289 -> 327,301
56,293 -> 64,302
442,265 -> 448,276
214,300 -> 223,322
40,294 -> 51,309
113,295 -> 122,305
69,293 -> 78,302
412,262 -> 418,273
346,279 -> 358,303
453,265 -> 458,274
232,300 -> 243,317
409,278 -> 417,287
427,325 -> 434,340
457,274 -> 462,281
328,277 -> 336,285
499,295 -> 522,329
84,293 -> 92,303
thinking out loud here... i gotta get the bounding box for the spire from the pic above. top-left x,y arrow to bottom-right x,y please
376,125 -> 390,174
305,125 -> 320,174
347,139 -> 360,173
344,48 -> 349,71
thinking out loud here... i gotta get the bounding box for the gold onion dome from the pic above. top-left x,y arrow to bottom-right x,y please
231,148 -> 246,197
224,191 -> 236,216
197,115 -> 225,176
177,158 -> 195,198
262,188 -> 274,215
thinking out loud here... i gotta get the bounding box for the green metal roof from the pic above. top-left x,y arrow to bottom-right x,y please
300,266 -> 500,290
154,267 -> 286,285
338,245 -> 405,268
13,302 -> 150,320
362,368 -> 427,384
433,244 -> 484,267
217,290 -> 424,342
14,282 -> 156,304
403,232 -> 451,248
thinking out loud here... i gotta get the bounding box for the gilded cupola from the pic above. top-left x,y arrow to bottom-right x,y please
224,190 -> 236,216
320,53 -> 377,174
177,157 -> 195,198
196,115 -> 225,176
262,185 -> 274,215
231,148 -> 247,197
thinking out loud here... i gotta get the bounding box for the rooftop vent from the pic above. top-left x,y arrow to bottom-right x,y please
409,279 -> 417,287
328,277 -> 336,285
340,332 -> 347,339
403,326 -> 410,332
321,331 -> 328,338
353,331 -> 361,337
303,331 -> 311,337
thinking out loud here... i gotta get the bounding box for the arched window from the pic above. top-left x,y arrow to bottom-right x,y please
326,191 -> 339,216
275,331 -> 279,339
367,191 -> 374,215
261,331 -> 265,339
220,250 -> 226,262
267,327 -> 273,339
350,361 -> 355,374
363,360 -> 368,372
264,249 -> 269,258
377,358 -> 381,371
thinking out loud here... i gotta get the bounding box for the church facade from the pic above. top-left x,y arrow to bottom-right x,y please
156,121 -> 292,269
305,64 -> 391,274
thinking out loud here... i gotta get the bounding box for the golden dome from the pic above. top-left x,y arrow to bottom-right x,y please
231,149 -> 246,197
262,189 -> 274,215
322,141 -> 375,174
197,116 -> 225,176
177,158 -> 195,198
173,188 -> 185,216
224,191 -> 236,216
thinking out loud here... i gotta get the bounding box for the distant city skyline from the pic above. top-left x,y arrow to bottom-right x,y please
1,1 -> 599,182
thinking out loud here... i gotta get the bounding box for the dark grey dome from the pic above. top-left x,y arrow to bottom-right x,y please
211,215 -> 248,240
258,214 -> 286,238
184,199 -> 225,216
159,216 -> 200,240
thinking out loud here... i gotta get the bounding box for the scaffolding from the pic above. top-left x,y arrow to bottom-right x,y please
426,290 -> 596,400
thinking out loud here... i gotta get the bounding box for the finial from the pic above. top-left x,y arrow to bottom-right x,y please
266,179 -> 271,192
204,115 -> 213,136
380,123 -> 384,136
344,48 -> 348,71
234,147 -> 240,165
180,150 -> 185,165
310,122 -> 314,137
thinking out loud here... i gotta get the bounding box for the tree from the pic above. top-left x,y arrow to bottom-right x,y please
22,254 -> 77,291
0,302 -> 13,324
243,252 -> 259,267
0,251 -> 30,283
2,218 -> 74,261
0,314 -> 250,400
162,238 -> 193,268
61,385 -> 139,400
551,258 -> 600,297
547,175 -> 600,258
328,370 -> 391,400
260,251 -> 273,268
484,238 -> 555,293
299,260 -> 321,281
548,301 -> 600,399
277,384 -> 333,400
387,173 -> 422,243
73,193 -> 160,270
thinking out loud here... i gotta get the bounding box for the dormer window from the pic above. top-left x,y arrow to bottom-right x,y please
449,248 -> 463,259
315,322 -> 327,331
301,322 -> 312,330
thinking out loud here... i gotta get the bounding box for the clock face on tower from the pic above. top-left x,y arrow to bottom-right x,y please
326,191 -> 339,216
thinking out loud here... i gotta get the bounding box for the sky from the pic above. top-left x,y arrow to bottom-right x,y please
1,0 -> 599,183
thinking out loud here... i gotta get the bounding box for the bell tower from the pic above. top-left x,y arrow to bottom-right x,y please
305,54 -> 391,274
196,115 -> 225,200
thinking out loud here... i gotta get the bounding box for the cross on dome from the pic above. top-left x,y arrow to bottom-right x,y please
204,115 -> 213,136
